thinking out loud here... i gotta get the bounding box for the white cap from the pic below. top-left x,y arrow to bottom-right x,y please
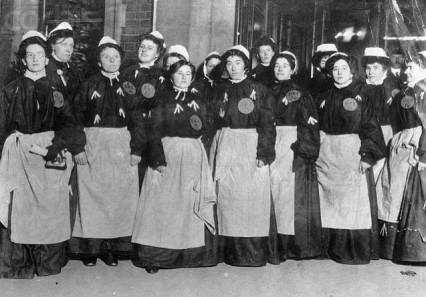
227,45 -> 250,60
168,45 -> 189,62
206,51 -> 220,59
280,51 -> 298,74
203,51 -> 221,76
48,22 -> 73,37
316,43 -> 338,52
329,52 -> 348,59
364,47 -> 388,58
22,30 -> 46,42
98,36 -> 118,46
419,51 -> 426,59
150,30 -> 166,48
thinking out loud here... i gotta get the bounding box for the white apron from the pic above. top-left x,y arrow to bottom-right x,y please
132,137 -> 216,249
73,127 -> 139,238
316,133 -> 371,229
0,132 -> 73,244
377,127 -> 422,223
372,125 -> 394,183
214,128 -> 271,237
270,126 -> 297,235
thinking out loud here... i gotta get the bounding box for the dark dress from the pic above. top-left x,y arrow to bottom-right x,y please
0,74 -> 85,278
316,81 -> 386,264
310,68 -> 333,101
68,72 -> 143,263
131,83 -> 218,269
268,79 -> 322,261
252,64 -> 275,87
210,76 -> 276,266
393,79 -> 426,262
120,65 -> 164,190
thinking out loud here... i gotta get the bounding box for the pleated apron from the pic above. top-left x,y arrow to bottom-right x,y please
132,137 -> 216,249
214,128 -> 271,237
270,126 -> 297,235
0,132 -> 73,244
316,133 -> 371,229
73,127 -> 139,238
372,125 -> 393,183
377,127 -> 422,223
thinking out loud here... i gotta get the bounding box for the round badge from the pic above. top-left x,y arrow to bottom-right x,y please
122,81 -> 136,95
391,88 -> 400,98
342,98 -> 358,111
286,90 -> 301,102
401,96 -> 415,109
53,91 -> 64,108
238,98 -> 255,114
141,83 -> 156,98
190,114 -> 202,131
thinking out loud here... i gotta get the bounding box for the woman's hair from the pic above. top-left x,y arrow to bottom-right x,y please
270,53 -> 296,72
162,52 -> 187,69
360,56 -> 391,70
253,36 -> 278,56
138,33 -> 166,57
97,43 -> 125,64
405,53 -> 426,69
312,51 -> 336,68
169,60 -> 196,79
47,29 -> 74,52
15,36 -> 48,72
221,49 -> 251,76
325,53 -> 358,75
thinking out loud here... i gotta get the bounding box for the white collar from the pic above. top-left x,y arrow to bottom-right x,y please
334,79 -> 352,89
24,69 -> 46,81
139,61 -> 155,69
229,74 -> 247,84
101,70 -> 120,86
260,62 -> 270,67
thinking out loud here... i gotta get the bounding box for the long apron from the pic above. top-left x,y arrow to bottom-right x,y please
132,137 -> 216,250
73,127 -> 139,238
372,125 -> 393,183
214,128 -> 271,237
0,132 -> 73,244
377,127 -> 422,223
270,126 -> 297,235
316,133 -> 371,230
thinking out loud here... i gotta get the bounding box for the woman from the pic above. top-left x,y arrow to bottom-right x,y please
0,31 -> 85,278
194,51 -> 222,95
120,31 -> 166,189
310,43 -> 338,100
252,36 -> 277,87
392,51 -> 426,262
69,37 -> 141,267
269,51 -> 322,261
46,22 -> 85,102
360,47 -> 401,259
132,60 -> 217,274
163,44 -> 189,71
316,52 -> 386,264
210,45 -> 276,267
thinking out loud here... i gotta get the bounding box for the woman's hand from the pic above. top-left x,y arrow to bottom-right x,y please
359,161 -> 371,174
256,159 -> 265,168
130,154 -> 141,166
155,165 -> 166,173
418,161 -> 426,172
74,151 -> 88,165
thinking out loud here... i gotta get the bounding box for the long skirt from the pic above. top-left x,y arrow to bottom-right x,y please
268,126 -> 322,261
377,127 -> 421,259
132,137 -> 217,268
212,128 -> 272,266
316,133 -> 379,264
393,167 -> 426,262
0,132 -> 73,277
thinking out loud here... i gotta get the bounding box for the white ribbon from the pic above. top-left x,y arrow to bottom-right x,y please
282,96 -> 289,105
355,95 -> 362,101
307,116 -> 318,125
119,108 -> 125,118
174,104 -> 184,114
223,92 -> 228,103
116,87 -> 124,96
187,100 -> 199,111
320,100 -> 326,109
250,89 -> 257,100
91,91 -> 101,100
93,114 -> 101,124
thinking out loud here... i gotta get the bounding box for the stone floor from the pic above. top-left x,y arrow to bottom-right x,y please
1,259 -> 425,297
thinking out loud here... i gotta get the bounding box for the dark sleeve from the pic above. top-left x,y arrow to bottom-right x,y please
358,94 -> 386,164
200,98 -> 216,152
148,97 -> 166,168
291,92 -> 320,161
256,88 -> 276,165
73,82 -> 89,125
127,108 -> 148,157
0,87 -> 12,154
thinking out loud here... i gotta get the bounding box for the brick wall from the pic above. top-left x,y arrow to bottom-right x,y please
121,0 -> 153,67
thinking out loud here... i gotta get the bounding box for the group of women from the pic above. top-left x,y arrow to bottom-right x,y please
0,22 -> 426,279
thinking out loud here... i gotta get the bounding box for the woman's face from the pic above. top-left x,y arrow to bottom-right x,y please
332,59 -> 352,85
226,55 -> 245,80
172,65 -> 192,89
138,39 -> 159,64
205,57 -> 220,76
98,47 -> 121,73
23,44 -> 48,73
52,37 -> 74,62
274,57 -> 293,81
166,56 -> 180,71
319,54 -> 330,69
365,62 -> 387,84
258,45 -> 274,64
405,61 -> 425,84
